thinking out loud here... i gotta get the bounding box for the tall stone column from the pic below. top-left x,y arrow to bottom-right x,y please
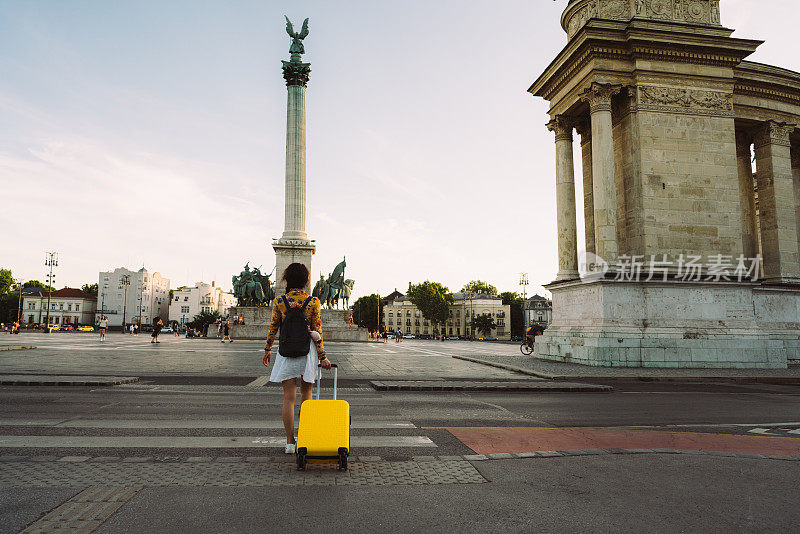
547,115 -> 579,281
582,83 -> 621,263
273,45 -> 316,293
736,131 -> 759,260
753,121 -> 800,283
575,118 -> 595,255
792,146 -> 800,269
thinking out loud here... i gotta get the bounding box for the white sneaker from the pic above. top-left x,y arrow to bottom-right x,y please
285,443 -> 296,454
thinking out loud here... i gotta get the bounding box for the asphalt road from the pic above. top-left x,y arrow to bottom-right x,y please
1,333 -> 799,532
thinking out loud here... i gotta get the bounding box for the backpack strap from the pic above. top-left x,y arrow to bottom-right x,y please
300,296 -> 313,312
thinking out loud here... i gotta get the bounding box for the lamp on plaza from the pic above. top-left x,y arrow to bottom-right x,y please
44,252 -> 58,332
519,272 -> 529,333
120,274 -> 130,332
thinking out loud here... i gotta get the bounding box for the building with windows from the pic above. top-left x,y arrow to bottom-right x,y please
97,267 -> 170,327
22,288 -> 97,326
169,282 -> 237,325
524,295 -> 552,329
382,292 -> 511,340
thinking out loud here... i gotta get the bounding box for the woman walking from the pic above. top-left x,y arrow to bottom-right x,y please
151,317 -> 163,344
221,320 -> 232,343
262,263 -> 332,454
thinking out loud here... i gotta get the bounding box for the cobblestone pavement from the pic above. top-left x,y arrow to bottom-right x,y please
0,334 -> 525,380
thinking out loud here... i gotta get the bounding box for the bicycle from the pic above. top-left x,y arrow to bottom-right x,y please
520,338 -> 534,355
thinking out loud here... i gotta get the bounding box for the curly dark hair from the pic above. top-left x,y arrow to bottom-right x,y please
282,262 -> 310,291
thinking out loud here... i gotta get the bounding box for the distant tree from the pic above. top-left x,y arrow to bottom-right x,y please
81,283 -> 98,295
0,269 -> 12,294
188,310 -> 221,330
499,291 -> 525,338
407,281 -> 453,335
23,280 -> 54,292
472,313 -> 496,337
351,294 -> 381,331
461,280 -> 498,296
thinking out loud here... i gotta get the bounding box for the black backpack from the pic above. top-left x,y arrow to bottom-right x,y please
278,295 -> 313,357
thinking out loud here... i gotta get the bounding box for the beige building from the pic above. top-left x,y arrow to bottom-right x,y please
169,282 -> 237,325
383,293 -> 511,340
529,0 -> 800,368
524,295 -> 553,328
22,288 -> 97,326
98,267 -> 170,327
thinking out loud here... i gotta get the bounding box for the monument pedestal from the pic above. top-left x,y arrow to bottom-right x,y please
272,239 -> 315,294
228,305 -> 368,342
534,279 -> 800,369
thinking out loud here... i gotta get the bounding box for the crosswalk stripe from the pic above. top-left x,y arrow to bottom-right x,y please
246,376 -> 270,387
0,419 -> 416,430
0,435 -> 436,448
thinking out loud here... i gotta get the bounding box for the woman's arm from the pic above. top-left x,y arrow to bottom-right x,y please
309,298 -> 326,360
264,299 -> 282,351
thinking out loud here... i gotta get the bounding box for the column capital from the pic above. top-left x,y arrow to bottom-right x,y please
581,83 -> 622,114
753,121 -> 796,150
546,115 -> 573,142
282,60 -> 311,87
735,130 -> 753,157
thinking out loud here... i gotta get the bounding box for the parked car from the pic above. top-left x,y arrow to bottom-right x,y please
77,325 -> 94,332
403,334 -> 415,339
160,326 -> 173,334
61,325 -> 74,331
48,324 -> 59,332
447,336 -> 459,340
483,336 -> 498,341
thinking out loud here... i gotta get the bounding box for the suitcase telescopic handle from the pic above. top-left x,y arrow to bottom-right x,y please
316,363 -> 338,400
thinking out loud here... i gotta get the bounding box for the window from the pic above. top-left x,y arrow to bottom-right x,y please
28,303 -> 35,310
67,304 -> 72,311
423,320 -> 429,326
54,317 -> 59,324
406,327 -> 411,333
414,320 -> 420,326
406,310 -> 411,316
174,297 -> 179,301
497,319 -> 505,327
75,304 -> 80,311
52,304 -> 56,310
388,319 -> 393,326
388,312 -> 393,317
117,293 -> 122,299
414,310 -> 420,317
181,306 -> 190,313
28,315 -> 34,323
456,310 -> 460,318
406,319 -> 411,326
184,297 -> 189,302
59,303 -> 63,310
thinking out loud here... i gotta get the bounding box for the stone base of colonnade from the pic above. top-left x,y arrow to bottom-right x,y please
534,279 -> 800,369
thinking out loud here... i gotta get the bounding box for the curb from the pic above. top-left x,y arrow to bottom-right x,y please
452,355 -> 800,385
0,375 -> 140,386
0,346 -> 36,351
369,380 -> 612,392
1,450 -> 797,463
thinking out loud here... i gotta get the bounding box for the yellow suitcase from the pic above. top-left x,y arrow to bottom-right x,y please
296,363 -> 350,470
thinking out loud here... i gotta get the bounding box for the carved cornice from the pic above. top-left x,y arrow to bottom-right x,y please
630,47 -> 741,68
281,61 -> 311,87
563,0 -> 722,39
547,116 -> 574,142
582,83 -> 623,114
753,121 -> 796,150
734,82 -> 800,108
636,85 -> 733,116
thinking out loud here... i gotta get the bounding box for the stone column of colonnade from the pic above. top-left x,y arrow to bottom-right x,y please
735,131 -> 759,260
753,121 -> 800,282
793,149 -> 800,261
575,119 -> 595,256
547,116 -> 580,281
582,83 -> 621,264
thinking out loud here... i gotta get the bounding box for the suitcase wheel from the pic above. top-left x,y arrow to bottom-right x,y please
338,447 -> 348,471
297,447 -> 307,471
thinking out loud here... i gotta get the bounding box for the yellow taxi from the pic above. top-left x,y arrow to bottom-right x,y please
77,325 -> 94,332
48,324 -> 60,332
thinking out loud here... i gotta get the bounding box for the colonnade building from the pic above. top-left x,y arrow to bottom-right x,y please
529,0 -> 800,368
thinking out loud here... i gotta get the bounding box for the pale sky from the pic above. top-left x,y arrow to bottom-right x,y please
1,0 -> 798,300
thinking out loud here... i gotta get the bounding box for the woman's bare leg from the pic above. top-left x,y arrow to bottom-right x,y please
281,379 -> 297,444
300,379 -> 313,404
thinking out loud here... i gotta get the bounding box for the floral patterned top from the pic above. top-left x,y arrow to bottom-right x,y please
265,289 -> 326,359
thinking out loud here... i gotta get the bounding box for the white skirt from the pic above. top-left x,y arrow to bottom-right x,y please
269,341 -> 319,384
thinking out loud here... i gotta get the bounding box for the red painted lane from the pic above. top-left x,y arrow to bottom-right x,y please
445,427 -> 800,456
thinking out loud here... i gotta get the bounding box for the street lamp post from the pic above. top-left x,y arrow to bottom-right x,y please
519,272 -> 529,335
121,274 -> 130,332
15,277 -> 24,324
44,252 -> 58,332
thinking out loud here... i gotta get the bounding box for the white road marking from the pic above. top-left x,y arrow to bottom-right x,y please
0,435 -> 435,448
0,419 -> 415,429
246,376 -> 270,387
748,428 -> 776,435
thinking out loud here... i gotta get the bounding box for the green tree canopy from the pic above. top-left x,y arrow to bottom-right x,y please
351,294 -> 382,331
23,280 -> 54,292
0,269 -> 12,295
407,281 -> 453,333
472,313 -> 496,337
188,310 -> 221,329
81,283 -> 98,295
461,280 -> 498,296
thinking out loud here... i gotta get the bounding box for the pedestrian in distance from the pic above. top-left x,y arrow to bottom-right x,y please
217,320 -> 223,339
151,316 -> 163,344
98,316 -> 108,341
174,323 -> 179,337
129,324 -> 135,336
262,262 -> 332,455
382,329 -> 388,343
221,320 -> 231,343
